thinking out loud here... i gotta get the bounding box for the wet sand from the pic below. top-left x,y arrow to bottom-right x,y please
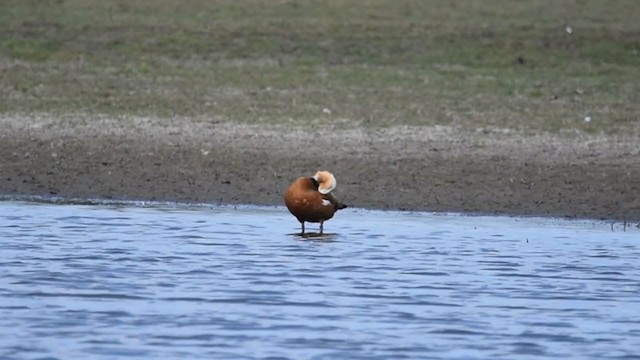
1,114 -> 638,221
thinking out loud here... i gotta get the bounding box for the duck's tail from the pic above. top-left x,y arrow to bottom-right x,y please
323,193 -> 348,211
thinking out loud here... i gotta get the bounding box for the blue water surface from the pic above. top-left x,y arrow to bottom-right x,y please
0,200 -> 639,359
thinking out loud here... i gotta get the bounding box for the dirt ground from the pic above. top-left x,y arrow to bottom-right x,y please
1,114 -> 638,222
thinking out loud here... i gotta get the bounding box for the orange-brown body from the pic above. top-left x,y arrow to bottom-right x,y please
284,173 -> 347,234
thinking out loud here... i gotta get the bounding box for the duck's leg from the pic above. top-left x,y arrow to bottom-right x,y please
300,221 -> 305,235
319,221 -> 324,235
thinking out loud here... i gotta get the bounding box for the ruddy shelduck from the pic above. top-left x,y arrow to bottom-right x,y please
284,170 -> 347,235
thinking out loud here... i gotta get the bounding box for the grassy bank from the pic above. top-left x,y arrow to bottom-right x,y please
1,0 -> 639,133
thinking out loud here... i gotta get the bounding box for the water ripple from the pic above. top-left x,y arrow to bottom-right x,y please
1,201 -> 639,359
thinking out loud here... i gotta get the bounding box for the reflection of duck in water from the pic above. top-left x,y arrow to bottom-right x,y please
284,171 -> 347,235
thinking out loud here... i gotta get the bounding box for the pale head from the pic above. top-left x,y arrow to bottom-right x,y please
313,170 -> 337,194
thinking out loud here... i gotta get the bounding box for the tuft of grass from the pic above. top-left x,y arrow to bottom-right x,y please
0,0 -> 639,134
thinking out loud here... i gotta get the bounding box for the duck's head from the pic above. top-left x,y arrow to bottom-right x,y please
312,170 -> 337,194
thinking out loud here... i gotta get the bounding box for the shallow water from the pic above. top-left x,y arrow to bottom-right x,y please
0,200 -> 639,360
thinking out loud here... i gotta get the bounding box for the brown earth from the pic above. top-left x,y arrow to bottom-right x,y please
1,114 -> 638,221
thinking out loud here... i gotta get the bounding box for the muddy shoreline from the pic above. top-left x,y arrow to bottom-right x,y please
1,114 -> 638,221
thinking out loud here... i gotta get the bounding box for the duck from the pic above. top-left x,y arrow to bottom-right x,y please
284,170 -> 347,235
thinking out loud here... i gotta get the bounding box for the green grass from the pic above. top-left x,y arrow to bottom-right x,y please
1,0 -> 639,133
